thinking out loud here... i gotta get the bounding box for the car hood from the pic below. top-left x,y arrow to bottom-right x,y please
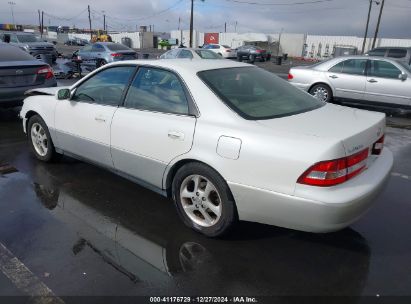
256,103 -> 386,156
25,86 -> 68,96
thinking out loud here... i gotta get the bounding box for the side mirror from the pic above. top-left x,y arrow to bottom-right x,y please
399,73 -> 408,81
57,88 -> 71,100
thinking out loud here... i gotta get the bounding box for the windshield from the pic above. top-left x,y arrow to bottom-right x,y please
106,43 -> 132,51
17,35 -> 41,43
195,50 -> 221,59
198,67 -> 324,120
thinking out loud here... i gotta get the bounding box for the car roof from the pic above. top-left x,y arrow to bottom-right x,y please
371,46 -> 411,50
111,58 -> 251,73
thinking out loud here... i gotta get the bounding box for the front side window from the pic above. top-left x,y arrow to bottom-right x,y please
124,67 -> 189,115
71,66 -> 135,106
329,59 -> 367,75
368,60 -> 402,79
81,45 -> 92,52
92,44 -> 105,52
387,49 -> 407,59
198,67 -> 324,120
178,50 -> 193,59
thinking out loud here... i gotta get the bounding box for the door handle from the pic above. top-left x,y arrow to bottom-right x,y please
168,131 -> 185,141
95,116 -> 106,122
329,75 -> 338,79
368,79 -> 378,83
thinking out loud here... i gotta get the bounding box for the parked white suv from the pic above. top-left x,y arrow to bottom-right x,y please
202,44 -> 235,58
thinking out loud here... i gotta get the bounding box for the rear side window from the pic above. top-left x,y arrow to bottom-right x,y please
198,67 -> 324,120
124,67 -> 189,115
106,43 -> 132,51
92,44 -> 105,52
368,48 -> 386,56
387,49 -> 407,58
195,50 -> 221,59
178,50 -> 193,59
369,60 -> 402,79
329,59 -> 366,75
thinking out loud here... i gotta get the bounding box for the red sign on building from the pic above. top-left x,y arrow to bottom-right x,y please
204,33 -> 219,45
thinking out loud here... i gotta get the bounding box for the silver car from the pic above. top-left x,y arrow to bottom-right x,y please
78,42 -> 137,68
159,48 -> 222,60
288,56 -> 411,109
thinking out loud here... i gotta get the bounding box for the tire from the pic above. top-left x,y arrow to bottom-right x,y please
237,55 -> 242,62
309,83 -> 333,103
172,163 -> 238,237
97,59 -> 107,68
249,54 -> 255,64
27,115 -> 58,162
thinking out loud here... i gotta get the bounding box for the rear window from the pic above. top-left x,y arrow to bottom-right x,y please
106,43 -> 132,51
368,48 -> 386,56
16,35 -> 41,43
198,67 -> 324,120
0,45 -> 35,61
387,49 -> 407,58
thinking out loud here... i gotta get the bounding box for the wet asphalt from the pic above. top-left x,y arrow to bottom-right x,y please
1,76 -> 411,303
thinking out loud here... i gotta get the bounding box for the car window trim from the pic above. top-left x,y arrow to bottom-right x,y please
69,65 -> 137,107
120,64 -> 199,117
366,59 -> 403,80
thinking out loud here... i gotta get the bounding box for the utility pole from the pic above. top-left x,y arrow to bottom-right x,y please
8,2 -> 16,29
372,0 -> 385,49
362,0 -> 379,54
88,5 -> 92,39
224,22 -> 227,33
189,0 -> 194,47
178,17 -> 181,31
41,11 -> 44,38
235,21 -> 238,33
102,10 -> 106,32
38,9 -> 41,35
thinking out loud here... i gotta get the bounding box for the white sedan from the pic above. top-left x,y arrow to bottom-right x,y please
20,59 -> 393,237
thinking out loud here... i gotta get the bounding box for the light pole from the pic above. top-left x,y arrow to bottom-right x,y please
189,0 -> 204,48
372,0 -> 385,49
361,0 -> 379,54
8,1 -> 16,29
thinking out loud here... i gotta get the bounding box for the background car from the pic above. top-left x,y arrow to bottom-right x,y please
366,47 -> 411,66
77,42 -> 137,67
64,38 -> 89,46
288,56 -> 411,110
202,44 -> 235,58
236,45 -> 271,63
0,42 -> 56,108
20,59 -> 392,237
0,31 -> 58,62
159,48 -> 222,60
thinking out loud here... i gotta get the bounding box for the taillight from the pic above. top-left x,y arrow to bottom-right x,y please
36,66 -> 54,79
297,148 -> 369,187
288,73 -> 294,80
372,135 -> 384,155
255,49 -> 263,53
111,53 -> 122,57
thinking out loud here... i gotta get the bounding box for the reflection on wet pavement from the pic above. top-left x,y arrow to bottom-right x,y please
0,110 -> 411,299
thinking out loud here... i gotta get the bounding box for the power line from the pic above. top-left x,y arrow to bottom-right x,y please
223,0 -> 335,6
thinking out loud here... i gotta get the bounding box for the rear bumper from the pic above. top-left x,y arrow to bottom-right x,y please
229,148 -> 393,233
289,82 -> 310,91
0,80 -> 57,107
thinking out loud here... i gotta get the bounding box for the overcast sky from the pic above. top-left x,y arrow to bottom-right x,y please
0,0 -> 410,38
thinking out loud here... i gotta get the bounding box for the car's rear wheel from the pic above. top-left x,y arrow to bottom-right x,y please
172,163 -> 237,237
309,84 -> 333,103
28,115 -> 58,162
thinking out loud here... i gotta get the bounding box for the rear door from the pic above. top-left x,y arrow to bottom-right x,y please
55,65 -> 136,167
364,59 -> 411,106
325,58 -> 367,100
111,66 -> 197,189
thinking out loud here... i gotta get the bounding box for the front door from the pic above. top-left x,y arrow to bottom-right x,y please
364,59 -> 411,106
55,65 -> 136,167
111,66 -> 197,189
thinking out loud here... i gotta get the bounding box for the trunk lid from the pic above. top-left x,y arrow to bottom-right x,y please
257,103 -> 385,157
0,60 -> 47,88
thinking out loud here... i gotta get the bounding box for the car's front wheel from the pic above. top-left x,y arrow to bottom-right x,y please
309,84 -> 333,103
172,163 -> 237,237
97,59 -> 107,67
28,115 -> 58,162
